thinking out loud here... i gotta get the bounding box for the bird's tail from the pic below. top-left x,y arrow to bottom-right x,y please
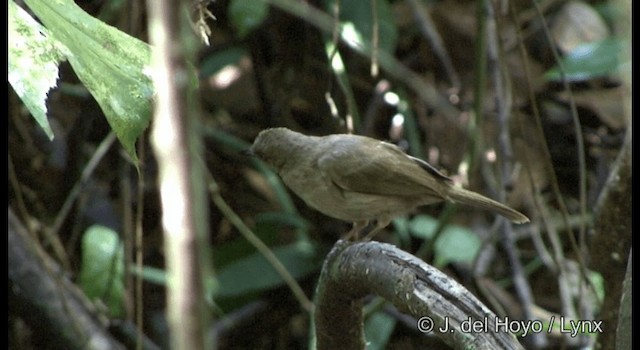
448,187 -> 529,224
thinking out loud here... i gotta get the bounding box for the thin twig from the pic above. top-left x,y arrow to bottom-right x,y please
50,132 -> 116,238
8,152 -> 31,231
469,0 -> 489,174
265,0 -> 461,122
135,137 -> 146,350
204,171 -> 314,312
536,198 -> 579,321
48,132 -> 117,270
529,5 -> 595,333
509,2 -> 592,346
405,0 -> 461,90
486,2 -> 545,347
531,0 -> 588,266
119,157 -> 134,319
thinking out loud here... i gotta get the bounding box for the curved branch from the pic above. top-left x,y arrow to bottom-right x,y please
314,240 -> 524,350
8,209 -> 126,350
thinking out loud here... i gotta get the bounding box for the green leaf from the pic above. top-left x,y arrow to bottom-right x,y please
364,311 -> 396,350
587,270 -> 605,305
78,225 -> 125,318
406,215 -> 481,267
392,217 -> 409,234
545,39 -> 626,82
407,215 -> 439,240
8,0 -> 67,140
211,229 -> 280,268
433,224 -> 481,268
229,0 -> 269,38
211,243 -> 321,298
391,217 -> 411,243
23,0 -> 153,162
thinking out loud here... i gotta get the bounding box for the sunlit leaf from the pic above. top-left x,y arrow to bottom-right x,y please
23,0 -> 154,162
8,0 -> 67,140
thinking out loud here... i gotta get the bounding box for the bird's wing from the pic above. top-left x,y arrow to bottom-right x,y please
317,138 -> 450,198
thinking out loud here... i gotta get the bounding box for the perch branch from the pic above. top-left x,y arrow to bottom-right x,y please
314,240 -> 524,350
8,208 -> 126,350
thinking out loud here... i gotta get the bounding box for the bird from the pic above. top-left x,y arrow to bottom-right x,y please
248,127 -> 529,239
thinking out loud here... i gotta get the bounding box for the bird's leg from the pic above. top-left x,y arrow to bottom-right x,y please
343,220 -> 369,241
361,218 -> 391,241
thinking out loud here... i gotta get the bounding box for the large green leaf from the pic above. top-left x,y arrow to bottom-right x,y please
78,225 -> 125,318
407,215 -> 481,268
432,224 -> 481,268
211,243 -> 321,299
364,311 -> 396,350
407,215 -> 439,240
545,39 -> 626,82
23,0 -> 153,162
8,0 -> 66,140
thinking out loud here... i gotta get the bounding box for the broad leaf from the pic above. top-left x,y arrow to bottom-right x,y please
8,0 -> 66,140
79,225 -> 125,318
23,0 -> 154,162
545,39 -> 626,82
432,224 -> 481,268
407,215 -> 481,268
364,311 -> 396,350
212,243 -> 320,298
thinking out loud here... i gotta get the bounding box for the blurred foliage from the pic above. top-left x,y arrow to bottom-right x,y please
397,215 -> 482,268
79,225 -> 125,318
8,0 -> 629,348
229,0 -> 269,38
545,39 -> 627,82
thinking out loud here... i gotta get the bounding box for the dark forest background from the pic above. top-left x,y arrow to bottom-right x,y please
8,0 -> 630,349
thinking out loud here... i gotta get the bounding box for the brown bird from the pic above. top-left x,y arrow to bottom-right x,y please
248,127 -> 529,239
